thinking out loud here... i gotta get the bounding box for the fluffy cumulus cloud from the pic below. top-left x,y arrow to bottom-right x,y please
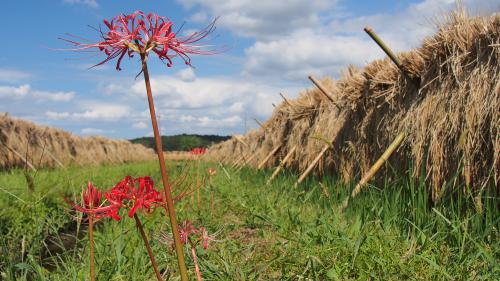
181,0 -> 499,81
178,0 -> 337,39
46,103 -> 130,122
100,66 -> 297,135
0,84 -> 74,102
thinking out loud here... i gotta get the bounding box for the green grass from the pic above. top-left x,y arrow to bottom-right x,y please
0,161 -> 498,280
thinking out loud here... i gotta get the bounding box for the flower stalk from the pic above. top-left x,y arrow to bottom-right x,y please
134,213 -> 163,281
191,247 -> 202,281
88,215 -> 96,281
140,52 -> 189,280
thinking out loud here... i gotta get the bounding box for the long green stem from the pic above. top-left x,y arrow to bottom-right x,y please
140,52 -> 189,280
134,214 -> 163,281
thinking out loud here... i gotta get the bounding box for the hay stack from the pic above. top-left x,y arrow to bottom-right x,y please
205,10 -> 499,198
0,115 -> 155,170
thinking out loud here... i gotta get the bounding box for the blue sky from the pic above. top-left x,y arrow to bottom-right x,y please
0,0 -> 497,139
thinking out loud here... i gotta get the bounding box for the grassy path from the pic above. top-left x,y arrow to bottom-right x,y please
1,161 -> 498,280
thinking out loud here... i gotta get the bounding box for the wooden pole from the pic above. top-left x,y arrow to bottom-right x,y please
342,132 -> 405,209
267,145 -> 297,184
294,144 -> 329,187
257,145 -> 281,170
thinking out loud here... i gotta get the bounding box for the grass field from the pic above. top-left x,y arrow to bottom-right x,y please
0,161 -> 499,280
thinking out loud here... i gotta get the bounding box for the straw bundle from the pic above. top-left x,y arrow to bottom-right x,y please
0,115 -> 155,170
205,10 -> 499,198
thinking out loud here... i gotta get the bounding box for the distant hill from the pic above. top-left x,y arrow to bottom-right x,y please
130,134 -> 231,152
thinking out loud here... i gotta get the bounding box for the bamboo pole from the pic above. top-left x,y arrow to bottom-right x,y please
267,145 -> 297,184
232,154 -> 245,168
236,151 -> 259,172
234,153 -> 249,169
254,118 -> 265,130
342,132 -> 405,209
294,144 -> 329,187
308,75 -> 336,104
234,135 -> 248,147
280,93 -> 293,107
364,26 -> 419,87
257,145 -> 281,170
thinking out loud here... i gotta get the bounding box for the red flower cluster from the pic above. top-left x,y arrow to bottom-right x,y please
190,147 -> 206,155
62,11 -> 218,70
178,221 -> 214,249
67,176 -> 163,221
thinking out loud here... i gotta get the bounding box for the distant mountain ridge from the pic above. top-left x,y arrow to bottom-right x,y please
130,134 -> 230,152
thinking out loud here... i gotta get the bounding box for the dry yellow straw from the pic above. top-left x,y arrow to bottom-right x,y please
308,75 -> 340,109
236,151 -> 259,172
254,118 -> 265,130
295,144 -> 329,187
267,145 -> 297,184
280,93 -> 293,107
2,143 -> 37,172
342,132 -> 406,209
33,141 -> 65,168
257,145 -> 282,170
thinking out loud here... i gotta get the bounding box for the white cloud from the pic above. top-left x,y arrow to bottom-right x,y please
243,31 -> 380,79
45,111 -> 70,120
175,68 -> 196,82
81,128 -> 105,135
46,103 -> 130,122
0,84 -> 30,98
63,0 -> 98,8
228,102 -> 244,113
0,84 -> 74,101
240,0 -> 499,81
197,115 -> 242,128
178,0 -> 337,39
32,90 -> 75,102
73,103 -> 129,121
0,69 -> 31,83
132,121 -> 148,129
179,115 -> 196,122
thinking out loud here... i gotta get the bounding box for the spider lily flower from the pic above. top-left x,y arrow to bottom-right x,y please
159,221 -> 221,249
67,176 -> 163,221
190,147 -> 206,155
61,11 -> 219,70
83,182 -> 102,209
104,176 -> 163,219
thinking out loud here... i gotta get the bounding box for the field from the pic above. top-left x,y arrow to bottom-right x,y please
1,161 -> 498,280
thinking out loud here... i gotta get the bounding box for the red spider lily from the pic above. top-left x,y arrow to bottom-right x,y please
65,181 -> 112,220
190,147 -> 206,155
161,220 -> 220,249
104,176 -> 163,219
83,181 -> 102,209
67,176 -> 163,221
61,11 -> 219,70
